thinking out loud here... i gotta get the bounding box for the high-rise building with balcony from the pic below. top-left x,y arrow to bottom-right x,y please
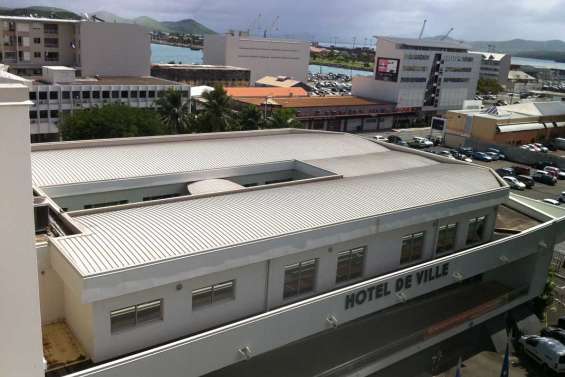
0,16 -> 150,77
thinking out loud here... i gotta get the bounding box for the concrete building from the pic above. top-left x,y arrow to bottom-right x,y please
508,70 -> 542,93
232,95 -> 399,131
203,32 -> 310,83
471,51 -> 511,87
255,75 -> 311,91
352,37 -> 481,124
0,16 -> 150,77
15,126 -> 562,376
444,101 -> 565,147
26,66 -> 190,142
151,64 -> 251,87
0,84 -> 45,377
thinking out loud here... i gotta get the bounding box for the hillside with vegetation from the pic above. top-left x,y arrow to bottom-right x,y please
0,6 -> 81,19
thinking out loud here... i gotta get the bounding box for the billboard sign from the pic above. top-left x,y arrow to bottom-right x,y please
375,57 -> 400,82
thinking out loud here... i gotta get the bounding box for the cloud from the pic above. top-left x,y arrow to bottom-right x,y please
3,0 -> 565,42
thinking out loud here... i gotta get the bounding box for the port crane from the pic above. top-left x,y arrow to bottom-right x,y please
264,16 -> 279,38
247,14 -> 262,36
418,19 -> 427,39
440,28 -> 454,40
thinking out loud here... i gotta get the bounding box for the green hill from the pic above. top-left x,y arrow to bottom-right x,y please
162,19 -> 215,35
0,6 -> 81,19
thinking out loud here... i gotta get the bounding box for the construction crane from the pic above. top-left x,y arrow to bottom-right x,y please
247,13 -> 261,36
418,19 -> 427,39
440,28 -> 454,40
264,16 -> 279,38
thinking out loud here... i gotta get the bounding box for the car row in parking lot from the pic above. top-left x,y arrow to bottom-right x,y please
518,320 -> 565,374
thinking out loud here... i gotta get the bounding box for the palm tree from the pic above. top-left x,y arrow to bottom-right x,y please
155,89 -> 191,134
236,105 -> 264,131
265,108 -> 303,129
197,85 -> 236,132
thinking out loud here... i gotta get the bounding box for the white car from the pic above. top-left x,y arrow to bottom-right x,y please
413,136 -> 433,147
373,135 -> 386,141
544,198 -> 561,206
503,176 -> 526,190
518,335 -> 565,373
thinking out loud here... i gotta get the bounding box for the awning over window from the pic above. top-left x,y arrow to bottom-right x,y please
496,123 -> 546,133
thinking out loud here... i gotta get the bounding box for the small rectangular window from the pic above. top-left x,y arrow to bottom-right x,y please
336,247 -> 366,284
400,232 -> 425,265
110,299 -> 162,333
436,223 -> 457,254
283,259 -> 317,299
62,91 -> 70,100
82,91 -> 90,99
192,280 -> 235,310
111,90 -> 119,98
142,193 -> 180,201
49,91 -> 58,100
84,200 -> 128,209
467,216 -> 487,245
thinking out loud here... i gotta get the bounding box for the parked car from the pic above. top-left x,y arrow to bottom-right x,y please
516,175 -> 535,189
534,161 -> 557,170
452,152 -> 473,163
560,192 -> 565,203
534,143 -> 549,153
409,137 -> 433,149
373,135 -> 386,141
485,151 -> 500,161
503,176 -> 526,190
517,335 -> 565,373
544,199 -> 561,206
439,150 -> 456,159
533,170 -> 558,185
472,152 -> 493,162
487,148 -> 506,160
512,166 -> 531,176
541,327 -> 565,344
387,135 -> 408,146
544,166 -> 565,180
496,168 -> 515,177
456,146 -> 473,157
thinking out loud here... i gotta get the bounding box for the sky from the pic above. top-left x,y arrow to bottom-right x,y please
2,0 -> 565,43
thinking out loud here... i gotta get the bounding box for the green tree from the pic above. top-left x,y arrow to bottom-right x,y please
155,89 -> 191,134
477,78 -> 504,95
236,105 -> 265,131
265,108 -> 303,129
59,104 -> 166,141
195,84 -> 236,132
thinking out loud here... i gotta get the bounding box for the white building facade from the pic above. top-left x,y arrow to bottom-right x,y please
353,37 -> 481,116
203,32 -> 310,83
471,51 -> 511,87
22,129 -> 565,376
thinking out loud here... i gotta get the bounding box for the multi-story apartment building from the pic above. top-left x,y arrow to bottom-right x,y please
470,51 -> 511,87
26,66 -> 190,142
353,37 -> 481,124
203,31 -> 310,83
1,95 -> 557,377
0,16 -> 150,77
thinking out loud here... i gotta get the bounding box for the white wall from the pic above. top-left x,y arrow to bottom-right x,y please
204,35 -> 309,83
80,22 -> 150,77
90,262 -> 267,362
0,84 -> 44,377
65,285 -> 95,357
37,243 -> 65,324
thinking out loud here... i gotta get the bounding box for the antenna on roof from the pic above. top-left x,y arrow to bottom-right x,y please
440,27 -> 454,40
418,19 -> 427,39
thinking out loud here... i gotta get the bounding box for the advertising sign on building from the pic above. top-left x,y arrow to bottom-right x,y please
375,57 -> 400,82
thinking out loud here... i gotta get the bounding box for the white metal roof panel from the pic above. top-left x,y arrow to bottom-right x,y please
497,123 -> 545,133
31,132 -> 385,187
54,163 -> 502,277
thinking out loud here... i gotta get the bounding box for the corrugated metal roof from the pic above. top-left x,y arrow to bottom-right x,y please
378,36 -> 470,50
497,123 -> 546,133
54,162 -> 501,277
31,132 -> 383,187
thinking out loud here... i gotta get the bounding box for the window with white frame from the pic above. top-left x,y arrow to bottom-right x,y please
436,223 -> 457,254
110,299 -> 163,333
336,247 -> 366,284
192,280 -> 235,310
466,216 -> 487,245
400,232 -> 425,265
283,258 -> 317,299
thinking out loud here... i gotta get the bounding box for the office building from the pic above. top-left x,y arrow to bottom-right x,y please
444,101 -> 565,146
471,51 -> 511,87
27,66 -> 190,142
10,119 -> 560,376
151,64 -> 251,87
203,31 -> 310,83
232,95 -> 399,131
352,37 -> 481,124
0,16 -> 150,77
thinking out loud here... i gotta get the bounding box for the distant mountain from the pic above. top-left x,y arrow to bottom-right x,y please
92,10 -> 215,35
162,19 -> 215,35
469,39 -> 565,55
0,6 -> 81,19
